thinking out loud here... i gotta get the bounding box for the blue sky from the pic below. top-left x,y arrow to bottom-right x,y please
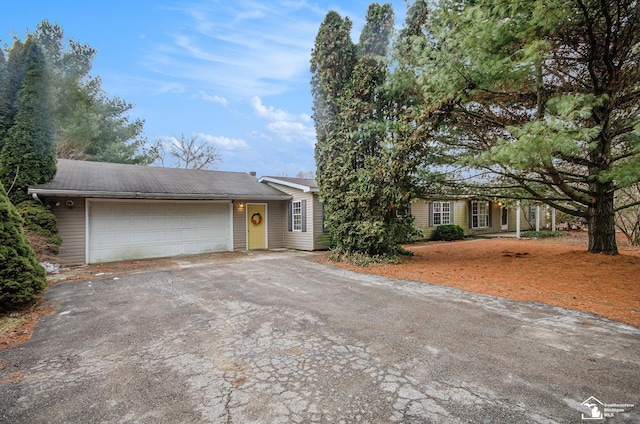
1,0 -> 408,177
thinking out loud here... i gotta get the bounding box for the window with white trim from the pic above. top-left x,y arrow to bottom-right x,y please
292,200 -> 302,231
432,201 -> 451,226
471,201 -> 490,228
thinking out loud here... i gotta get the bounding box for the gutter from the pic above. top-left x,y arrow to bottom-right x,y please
27,188 -> 292,201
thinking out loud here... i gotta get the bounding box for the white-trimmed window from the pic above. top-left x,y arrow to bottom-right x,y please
471,201 -> 490,228
432,201 -> 451,226
292,200 -> 302,231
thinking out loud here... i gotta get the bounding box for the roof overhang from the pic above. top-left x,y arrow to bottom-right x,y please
258,176 -> 318,193
28,188 -> 291,201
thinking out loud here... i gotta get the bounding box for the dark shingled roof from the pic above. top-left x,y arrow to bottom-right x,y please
29,159 -> 291,200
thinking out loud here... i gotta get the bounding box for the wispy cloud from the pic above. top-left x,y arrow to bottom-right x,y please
250,96 -> 315,145
147,0 -> 321,98
250,96 -> 308,122
267,121 -> 316,143
195,132 -> 249,150
199,90 -> 228,106
156,132 -> 248,151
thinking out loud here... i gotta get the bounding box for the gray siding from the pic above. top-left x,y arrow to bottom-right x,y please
267,200 -> 285,249
412,200 -> 552,239
47,197 -> 86,264
264,182 -> 327,251
312,198 -> 330,250
233,201 -> 247,250
467,201 -> 501,235
232,200 -> 286,250
285,192 -> 315,251
411,200 -> 470,240
411,201 -> 433,239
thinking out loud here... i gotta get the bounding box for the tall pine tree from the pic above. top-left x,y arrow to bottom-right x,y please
0,36 -> 56,204
312,4 -> 420,260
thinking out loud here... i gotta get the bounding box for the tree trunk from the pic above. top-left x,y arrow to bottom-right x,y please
587,188 -> 618,255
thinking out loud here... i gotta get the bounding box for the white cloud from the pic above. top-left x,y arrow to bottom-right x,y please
199,91 -> 228,106
156,133 -> 248,151
195,132 -> 249,150
146,1 -> 321,98
250,96 -> 296,121
267,121 -> 316,143
250,96 -> 316,146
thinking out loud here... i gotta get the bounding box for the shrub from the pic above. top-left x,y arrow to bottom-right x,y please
433,224 -> 465,241
0,184 -> 47,310
16,200 -> 61,258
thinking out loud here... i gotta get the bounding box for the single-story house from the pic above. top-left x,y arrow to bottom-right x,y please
411,198 -> 552,239
29,160 -> 552,264
28,160 -> 328,264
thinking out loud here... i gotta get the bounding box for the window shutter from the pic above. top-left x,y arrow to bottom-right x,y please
449,202 -> 454,224
428,202 -> 434,226
301,199 -> 307,232
468,201 -> 473,228
288,201 -> 292,232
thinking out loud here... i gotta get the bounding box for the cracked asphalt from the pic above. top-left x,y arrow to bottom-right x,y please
1,250 -> 639,423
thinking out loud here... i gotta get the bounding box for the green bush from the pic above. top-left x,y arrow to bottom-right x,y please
433,224 -> 465,241
0,184 -> 47,310
16,200 -> 62,256
16,200 -> 58,237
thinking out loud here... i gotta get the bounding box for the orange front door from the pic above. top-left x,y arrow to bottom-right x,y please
247,204 -> 266,249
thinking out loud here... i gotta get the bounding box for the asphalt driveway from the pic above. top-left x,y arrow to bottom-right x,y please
1,250 -> 638,423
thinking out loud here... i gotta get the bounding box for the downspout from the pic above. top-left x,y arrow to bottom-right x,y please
32,192 -> 43,203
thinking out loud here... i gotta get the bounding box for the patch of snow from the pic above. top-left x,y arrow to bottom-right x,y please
41,262 -> 60,274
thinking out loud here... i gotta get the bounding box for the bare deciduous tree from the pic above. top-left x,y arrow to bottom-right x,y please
148,134 -> 221,170
296,170 -> 315,179
615,185 -> 640,247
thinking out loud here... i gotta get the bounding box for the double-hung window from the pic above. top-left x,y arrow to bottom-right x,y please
471,201 -> 490,229
432,201 -> 451,226
292,200 -> 303,231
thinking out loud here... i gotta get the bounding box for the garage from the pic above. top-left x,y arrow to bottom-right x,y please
29,159 -> 292,264
88,201 -> 231,263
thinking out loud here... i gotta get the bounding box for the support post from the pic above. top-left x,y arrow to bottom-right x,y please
516,201 -> 521,239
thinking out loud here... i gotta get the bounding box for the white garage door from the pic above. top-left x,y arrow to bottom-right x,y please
88,201 -> 231,263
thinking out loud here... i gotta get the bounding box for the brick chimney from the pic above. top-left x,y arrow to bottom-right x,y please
249,171 -> 257,177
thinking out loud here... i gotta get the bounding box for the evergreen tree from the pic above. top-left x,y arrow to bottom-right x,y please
0,36 -> 56,204
312,4 -> 420,260
0,49 -> 6,136
311,11 -> 356,156
396,0 -> 640,254
0,40 -> 26,152
0,182 -> 47,311
33,21 -> 150,165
